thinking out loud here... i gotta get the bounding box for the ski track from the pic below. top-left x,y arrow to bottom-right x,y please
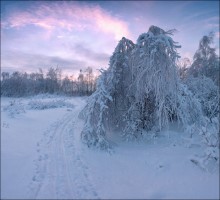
28,104 -> 99,199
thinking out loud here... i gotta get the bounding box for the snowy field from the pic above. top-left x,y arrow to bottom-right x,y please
1,95 -> 219,199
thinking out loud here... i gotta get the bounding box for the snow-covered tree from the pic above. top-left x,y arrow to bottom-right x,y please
123,26 -> 204,139
80,26 -> 205,149
1,72 -> 9,81
80,37 -> 135,149
177,57 -> 191,80
46,67 -> 61,94
187,32 -> 219,84
124,26 -> 181,136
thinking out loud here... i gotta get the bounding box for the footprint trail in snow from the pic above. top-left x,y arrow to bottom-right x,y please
28,103 -> 99,199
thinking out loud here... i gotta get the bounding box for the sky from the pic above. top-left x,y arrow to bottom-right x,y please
1,0 -> 219,77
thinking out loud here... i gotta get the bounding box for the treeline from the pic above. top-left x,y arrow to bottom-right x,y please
1,67 -> 97,97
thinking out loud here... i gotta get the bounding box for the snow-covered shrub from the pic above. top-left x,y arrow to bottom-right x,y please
190,117 -> 219,172
3,99 -> 26,117
185,76 -> 219,120
176,83 -> 203,127
28,99 -> 74,110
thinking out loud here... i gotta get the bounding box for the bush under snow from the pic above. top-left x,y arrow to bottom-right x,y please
28,99 -> 74,110
2,97 -> 75,118
185,76 -> 219,119
2,99 -> 26,117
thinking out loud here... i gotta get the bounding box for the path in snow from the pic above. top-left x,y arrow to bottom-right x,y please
28,100 -> 99,199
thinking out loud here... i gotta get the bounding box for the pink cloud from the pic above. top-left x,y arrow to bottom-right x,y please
3,2 -> 131,40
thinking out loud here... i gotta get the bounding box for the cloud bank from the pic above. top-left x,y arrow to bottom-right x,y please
2,1 -> 131,40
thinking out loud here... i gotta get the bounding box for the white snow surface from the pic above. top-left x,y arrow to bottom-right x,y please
1,95 -> 219,199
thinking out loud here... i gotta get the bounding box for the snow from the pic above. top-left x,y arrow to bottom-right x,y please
1,96 -> 71,199
1,95 -> 219,199
88,132 -> 218,199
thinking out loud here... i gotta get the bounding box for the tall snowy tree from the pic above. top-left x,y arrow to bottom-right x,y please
80,37 -> 135,149
80,25 -> 203,149
123,26 -> 202,139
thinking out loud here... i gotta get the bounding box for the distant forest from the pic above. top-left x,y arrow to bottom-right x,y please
1,67 -> 97,97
